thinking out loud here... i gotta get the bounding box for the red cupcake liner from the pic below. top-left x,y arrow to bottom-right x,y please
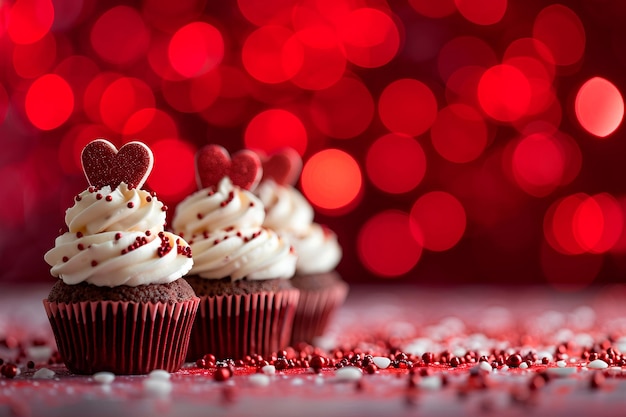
290,280 -> 349,345
186,288 -> 299,361
43,297 -> 199,375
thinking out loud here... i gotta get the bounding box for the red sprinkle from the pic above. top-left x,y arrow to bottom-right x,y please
77,244 -> 84,251
76,232 -> 83,238
105,195 -> 113,202
115,232 -> 122,240
91,260 -> 98,267
62,256 -> 69,262
127,202 -> 134,209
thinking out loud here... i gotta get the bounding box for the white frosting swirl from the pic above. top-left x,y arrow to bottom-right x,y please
172,177 -> 296,281
44,183 -> 193,287
255,181 -> 342,275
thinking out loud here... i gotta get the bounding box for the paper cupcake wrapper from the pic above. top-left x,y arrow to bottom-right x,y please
43,297 -> 199,375
290,280 -> 349,345
187,288 -> 300,361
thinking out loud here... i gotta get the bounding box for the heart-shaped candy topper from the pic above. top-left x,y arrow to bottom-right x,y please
196,144 -> 262,191
260,148 -> 302,186
81,139 -> 153,189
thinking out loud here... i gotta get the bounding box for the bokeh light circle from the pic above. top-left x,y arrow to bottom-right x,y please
511,132 -> 565,197
430,103 -> 488,163
301,149 -> 362,211
146,139 -> 197,202
575,77 -> 624,138
7,0 -> 54,45
533,4 -> 585,67
410,191 -> 466,251
408,0 -> 456,18
25,74 -> 74,130
437,36 -> 497,82
309,77 -> 374,139
237,0 -> 294,26
99,77 -> 155,133
338,8 -> 401,68
289,27 -> 346,90
244,109 -> 307,155
357,210 -> 423,277
168,22 -> 224,78
454,0 -> 507,26
478,64 -> 531,122
90,6 -> 150,65
242,25 -> 303,84
378,78 -> 437,136
122,108 -> 178,144
12,32 -> 56,79
366,133 -> 426,194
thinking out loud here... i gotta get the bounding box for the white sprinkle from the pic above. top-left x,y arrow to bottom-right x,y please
143,378 -> 173,396
291,378 -> 304,386
93,372 -> 115,385
500,365 -> 509,372
148,369 -> 171,380
261,365 -> 276,375
479,361 -> 493,372
33,368 -> 55,379
315,375 -> 325,385
373,357 -> 391,369
556,360 -> 567,368
588,359 -> 609,369
248,373 -> 270,387
335,366 -> 362,382
418,376 -> 442,390
519,362 -> 529,369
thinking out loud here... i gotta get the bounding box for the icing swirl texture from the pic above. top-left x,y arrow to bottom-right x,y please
172,177 -> 296,281
255,180 -> 342,275
45,183 -> 193,287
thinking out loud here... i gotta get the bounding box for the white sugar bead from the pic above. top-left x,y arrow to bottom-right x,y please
93,372 -> 115,384
148,369 -> 171,380
33,368 -> 55,379
248,373 -> 270,387
372,357 -> 391,369
588,359 -> 609,369
335,366 -> 362,382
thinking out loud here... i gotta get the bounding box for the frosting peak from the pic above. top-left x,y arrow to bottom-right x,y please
44,183 -> 193,287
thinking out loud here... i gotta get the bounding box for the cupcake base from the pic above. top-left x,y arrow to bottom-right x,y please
185,276 -> 299,361
290,272 -> 348,345
43,280 -> 199,375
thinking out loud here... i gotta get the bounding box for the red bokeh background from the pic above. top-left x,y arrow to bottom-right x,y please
2,0 -> 626,289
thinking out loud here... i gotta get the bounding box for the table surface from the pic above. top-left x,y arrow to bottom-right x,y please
2,284 -> 626,417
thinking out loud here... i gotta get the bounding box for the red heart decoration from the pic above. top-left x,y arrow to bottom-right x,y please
260,148 -> 302,186
81,139 -> 153,189
196,144 -> 262,191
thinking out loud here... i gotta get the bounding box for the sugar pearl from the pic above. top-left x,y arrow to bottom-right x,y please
262,365 -> 276,375
148,369 -> 171,380
587,359 -> 609,369
143,378 -> 173,396
335,366 -> 362,382
248,374 -> 270,387
33,368 -> 55,379
372,357 -> 391,369
93,372 -> 116,384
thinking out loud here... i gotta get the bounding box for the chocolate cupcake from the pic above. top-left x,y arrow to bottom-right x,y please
172,145 -> 298,360
255,148 -> 348,345
43,139 -> 198,375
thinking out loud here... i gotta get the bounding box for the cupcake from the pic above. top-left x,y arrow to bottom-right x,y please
43,139 -> 199,375
255,148 -> 348,345
172,144 -> 298,360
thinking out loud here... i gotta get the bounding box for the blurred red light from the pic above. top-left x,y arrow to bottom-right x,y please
12,32 -> 56,79
242,25 -> 303,84
511,132 -> 564,197
122,108 -> 179,144
430,103 -> 488,163
7,0 -> 54,45
544,193 -> 587,255
54,55 -> 100,116
146,139 -> 197,202
0,83 -> 8,125
454,0 -> 507,26
410,191 -> 466,251
378,78 -> 437,136
309,76 -> 374,139
301,149 -> 361,212
445,65 -> 485,108
90,6 -> 150,65
477,64 -> 531,122
25,74 -> 74,130
161,70 -> 221,113
168,22 -> 224,78
142,0 -> 206,33
244,109 -> 307,155
366,133 -> 426,194
84,73 -> 121,123
533,4 -> 585,67
58,124 -> 114,175
357,210 -> 423,277
289,27 -> 346,90
575,77 -> 624,138
99,77 -> 155,133
338,8 -> 400,68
